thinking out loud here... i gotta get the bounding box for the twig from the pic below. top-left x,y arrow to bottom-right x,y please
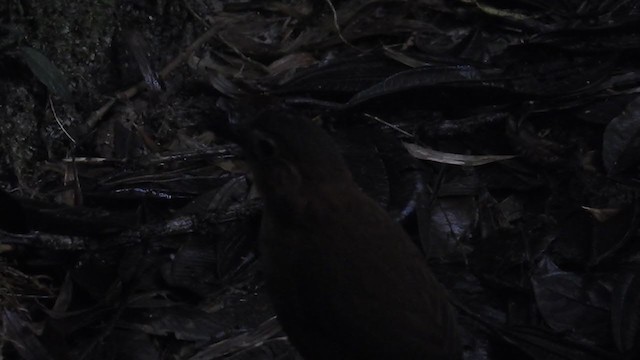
363,113 -> 413,137
181,0 -> 209,28
49,96 -> 76,143
324,0 -> 359,50
86,25 -> 220,129
218,33 -> 270,74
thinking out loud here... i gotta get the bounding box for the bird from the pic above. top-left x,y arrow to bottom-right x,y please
240,111 -> 462,360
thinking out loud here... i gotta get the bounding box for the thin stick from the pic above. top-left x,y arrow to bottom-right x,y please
86,25 -> 220,128
49,96 -> 76,143
324,0 -> 358,50
363,113 -> 413,137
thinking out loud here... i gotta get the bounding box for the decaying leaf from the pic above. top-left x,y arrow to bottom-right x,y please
404,142 -> 515,166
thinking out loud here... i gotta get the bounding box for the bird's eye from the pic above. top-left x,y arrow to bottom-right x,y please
251,131 -> 279,159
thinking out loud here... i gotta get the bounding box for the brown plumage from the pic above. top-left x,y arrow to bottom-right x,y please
242,112 -> 461,360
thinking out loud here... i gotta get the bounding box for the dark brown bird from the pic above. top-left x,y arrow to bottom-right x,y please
242,112 -> 462,360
